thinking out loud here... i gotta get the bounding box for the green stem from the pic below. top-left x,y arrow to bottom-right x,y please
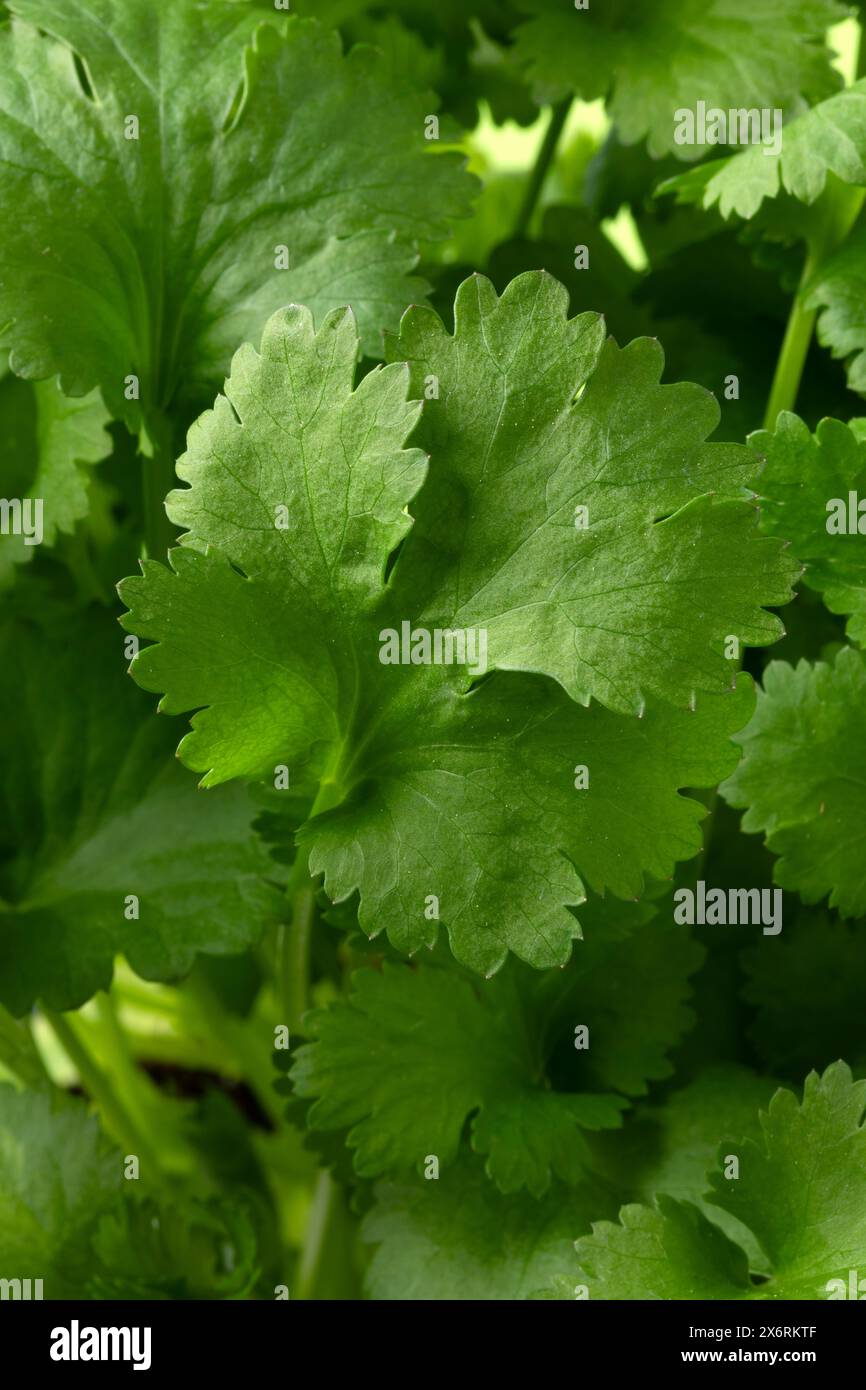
762,12 -> 866,431
764,174 -> 866,429
514,98 -> 572,237
279,863 -> 316,1037
295,1171 -> 340,1300
141,413 -> 178,560
762,253 -> 821,429
277,776 -> 345,1035
93,993 -> 200,1172
43,1008 -> 167,1185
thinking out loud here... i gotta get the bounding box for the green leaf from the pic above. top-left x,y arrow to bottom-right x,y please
0,605 -> 280,1013
390,273 -> 797,714
590,1066 -> 779,1266
0,1082 -> 261,1298
281,0 -> 534,129
0,373 -> 110,583
662,78 -> 866,219
807,229 -> 866,395
292,959 -> 625,1198
0,0 -> 474,428
721,648 -> 866,918
743,912 -> 866,1077
513,0 -> 843,158
571,1062 -> 866,1299
483,213 -> 794,447
630,1068 -> 779,1209
0,1005 -> 46,1087
291,902 -> 702,1196
532,902 -> 706,1100
300,671 -> 753,975
363,1153 -> 614,1301
574,1194 -> 753,1299
748,413 -> 866,640
120,277 -> 786,973
706,1061 -> 866,1299
89,1196 -> 260,1300
122,303 -> 429,786
0,1083 -> 121,1298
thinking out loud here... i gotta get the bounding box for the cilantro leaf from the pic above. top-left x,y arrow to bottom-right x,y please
0,1083 -> 261,1298
707,1061 -> 866,1299
571,1195 -> 753,1300
743,912 -> 866,1077
0,606 -> 280,1014
0,1083 -> 121,1298
528,892 -> 705,1098
120,277 -> 787,973
0,372 -> 110,584
513,0 -> 843,158
721,649 -> 866,919
0,1004 -> 46,1088
391,273 -> 797,714
290,904 -> 701,1196
280,0 -> 533,129
89,1196 -> 260,1300
363,1154 -> 614,1301
807,231 -> 866,395
570,1062 -> 866,1299
121,304 -> 429,786
748,413 -> 866,641
300,671 -> 753,974
628,1068 -> 779,1209
292,960 -> 627,1198
0,0 -> 474,430
590,1066 -> 779,1267
662,78 -> 866,220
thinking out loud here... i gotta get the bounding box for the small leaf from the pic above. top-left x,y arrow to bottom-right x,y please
0,374 -> 110,584
363,1153 -> 614,1301
721,649 -> 866,918
513,0 -> 843,158
748,412 -> 866,641
0,606 -> 280,1013
569,1062 -> 866,1299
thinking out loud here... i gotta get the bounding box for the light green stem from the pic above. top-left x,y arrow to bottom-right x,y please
295,1171 -> 340,1301
763,254 -> 821,430
43,1008 -> 166,1185
763,143 -> 866,428
279,866 -> 316,1037
277,776 -> 344,1035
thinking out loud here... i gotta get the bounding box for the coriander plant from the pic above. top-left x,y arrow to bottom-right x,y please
1,0 -> 866,1304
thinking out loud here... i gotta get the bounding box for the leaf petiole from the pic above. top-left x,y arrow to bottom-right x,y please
514,98 -> 572,237
42,1007 -> 169,1188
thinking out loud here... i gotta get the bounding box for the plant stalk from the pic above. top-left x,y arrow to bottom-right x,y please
279,857 -> 317,1037
763,181 -> 865,430
514,98 -> 572,237
141,413 -> 178,561
294,1171 -> 340,1300
762,254 -> 821,430
43,1008 -> 167,1185
277,776 -> 345,1035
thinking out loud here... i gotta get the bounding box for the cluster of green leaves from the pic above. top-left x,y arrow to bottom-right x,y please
2,0 -> 866,1302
